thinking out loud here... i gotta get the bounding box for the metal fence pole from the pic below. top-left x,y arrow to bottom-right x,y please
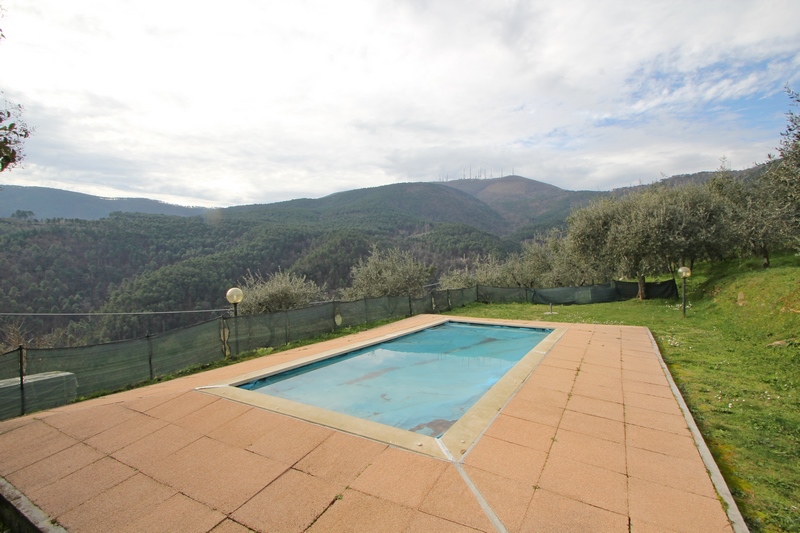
147,334 -> 154,380
18,344 -> 25,416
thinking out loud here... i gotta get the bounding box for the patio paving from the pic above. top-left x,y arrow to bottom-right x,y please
0,315 -> 744,532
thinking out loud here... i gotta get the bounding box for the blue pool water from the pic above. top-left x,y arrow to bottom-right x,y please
239,322 -> 551,437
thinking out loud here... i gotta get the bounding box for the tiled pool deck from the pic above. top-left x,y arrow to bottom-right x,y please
0,315 -> 745,532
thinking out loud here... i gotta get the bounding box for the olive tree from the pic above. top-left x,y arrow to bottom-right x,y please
438,235 -> 558,290
764,87 -> 800,250
708,167 -> 785,267
565,186 -> 729,298
237,270 -> 325,314
341,245 -> 434,300
438,255 -> 505,290
564,197 -> 623,286
0,14 -> 32,172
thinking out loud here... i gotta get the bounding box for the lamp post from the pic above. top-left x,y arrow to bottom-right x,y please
226,287 -> 243,317
226,287 -> 243,356
678,267 -> 691,317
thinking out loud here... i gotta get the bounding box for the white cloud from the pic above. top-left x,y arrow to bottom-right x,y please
1,0 -> 798,207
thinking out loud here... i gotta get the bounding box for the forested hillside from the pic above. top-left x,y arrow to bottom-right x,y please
0,181 -> 519,343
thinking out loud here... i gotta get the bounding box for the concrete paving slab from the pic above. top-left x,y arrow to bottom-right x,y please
117,492 -> 226,533
571,380 -> 625,403
143,391 -> 218,422
627,446 -> 717,498
406,511 -> 488,532
37,403 -> 138,441
232,468 -> 344,533
462,435 -> 548,486
624,390 -> 685,416
172,397 -> 252,435
502,396 -> 564,428
521,488 -> 629,533
574,370 -> 623,390
111,422 -> 201,474
349,446 -> 448,509
622,379 -> 675,399
484,414 -> 556,453
566,394 -> 626,422
512,382 -> 570,408
6,442 -> 104,493
245,413 -> 334,466
56,473 -> 176,532
625,405 -> 690,435
83,411 -> 168,454
208,519 -> 252,533
306,489 -> 415,533
294,430 -> 387,485
537,454 -> 629,516
462,464 -> 535,533
418,465 -> 494,532
549,428 -> 627,474
147,436 -> 288,514
628,477 -> 734,533
0,420 -> 78,475
625,424 -> 701,460
27,456 -> 135,517
205,405 -> 287,449
558,409 -> 626,444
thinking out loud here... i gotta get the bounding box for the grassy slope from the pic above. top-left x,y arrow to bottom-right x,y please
445,254 -> 800,533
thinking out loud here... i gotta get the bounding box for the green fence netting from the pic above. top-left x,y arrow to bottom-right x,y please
410,295 -> 434,315
0,349 -> 18,381
448,287 -> 478,309
150,319 -> 222,376
336,300 -> 371,329
432,291 -> 450,312
0,371 -> 77,420
1,280 -> 680,421
233,313 -> 288,353
478,286 -> 530,304
26,338 -> 151,398
286,304 -> 336,344
530,280 -> 679,304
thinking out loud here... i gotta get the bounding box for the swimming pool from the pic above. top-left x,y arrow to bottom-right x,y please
238,322 -> 552,437
200,316 -> 565,460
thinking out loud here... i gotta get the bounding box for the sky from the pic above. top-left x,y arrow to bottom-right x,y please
1,0 -> 799,208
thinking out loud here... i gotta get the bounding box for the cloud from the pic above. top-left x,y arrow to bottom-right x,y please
1,0 -> 798,207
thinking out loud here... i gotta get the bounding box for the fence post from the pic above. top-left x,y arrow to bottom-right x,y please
147,334 -> 154,380
18,344 -> 25,416
283,310 -> 289,345
233,315 -> 240,357
408,295 -> 412,317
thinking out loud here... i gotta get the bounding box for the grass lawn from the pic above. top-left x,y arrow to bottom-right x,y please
445,254 -> 800,533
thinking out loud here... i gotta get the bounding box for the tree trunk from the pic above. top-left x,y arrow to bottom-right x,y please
637,275 -> 647,300
761,246 -> 770,268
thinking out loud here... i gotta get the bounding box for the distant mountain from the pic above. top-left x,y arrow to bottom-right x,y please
441,175 -> 602,236
3,165 -> 758,225
0,185 -> 209,220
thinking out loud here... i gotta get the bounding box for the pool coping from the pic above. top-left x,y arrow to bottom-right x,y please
199,316 -> 566,461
